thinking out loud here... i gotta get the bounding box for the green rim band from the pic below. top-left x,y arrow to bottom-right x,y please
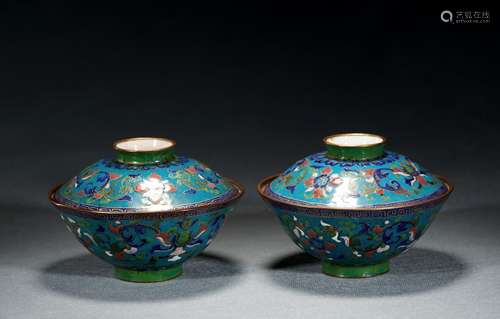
114,265 -> 183,282
115,148 -> 176,165
322,261 -> 389,278
326,143 -> 384,161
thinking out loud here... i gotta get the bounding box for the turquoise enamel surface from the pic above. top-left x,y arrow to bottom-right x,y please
49,137 -> 244,282
269,198 -> 445,265
58,207 -> 229,272
56,156 -> 235,212
269,151 -> 444,208
259,133 -> 453,278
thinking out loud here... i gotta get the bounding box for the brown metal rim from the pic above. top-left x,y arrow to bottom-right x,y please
257,174 -> 453,212
49,178 -> 245,217
322,132 -> 386,148
112,137 -> 177,153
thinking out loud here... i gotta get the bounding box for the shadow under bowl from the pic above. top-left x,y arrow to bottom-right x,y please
40,252 -> 243,301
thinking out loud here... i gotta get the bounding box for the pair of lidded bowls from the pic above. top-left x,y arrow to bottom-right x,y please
49,133 -> 453,282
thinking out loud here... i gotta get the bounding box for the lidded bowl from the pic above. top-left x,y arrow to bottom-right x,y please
49,137 -> 244,282
258,133 -> 452,278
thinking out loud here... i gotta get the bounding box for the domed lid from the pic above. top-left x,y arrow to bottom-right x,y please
51,137 -> 243,213
265,133 -> 451,209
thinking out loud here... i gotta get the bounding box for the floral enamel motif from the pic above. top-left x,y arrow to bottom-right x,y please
60,209 -> 227,266
280,213 -> 421,261
58,156 -> 233,210
259,133 -> 452,278
135,173 -> 176,206
270,152 -> 441,207
50,137 -> 244,282
304,167 -> 343,199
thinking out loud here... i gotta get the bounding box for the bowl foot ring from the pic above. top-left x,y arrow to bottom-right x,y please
114,265 -> 183,282
322,261 -> 389,278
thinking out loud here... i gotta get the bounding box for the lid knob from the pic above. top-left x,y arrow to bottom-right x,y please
113,137 -> 176,165
323,133 -> 385,161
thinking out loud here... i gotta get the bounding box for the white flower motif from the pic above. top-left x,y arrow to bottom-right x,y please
135,173 -> 176,206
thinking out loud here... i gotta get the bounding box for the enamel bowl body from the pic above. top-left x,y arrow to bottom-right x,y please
49,137 -> 244,282
258,133 -> 453,278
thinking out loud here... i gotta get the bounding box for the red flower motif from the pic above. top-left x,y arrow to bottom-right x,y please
135,183 -> 146,192
304,177 -> 314,186
108,224 -> 121,234
115,252 -> 124,260
416,175 -> 427,185
157,232 -> 170,243
325,242 -> 337,250
109,173 -> 120,180
373,225 -> 384,234
150,173 -> 161,180
306,230 -> 317,238
394,188 -> 409,194
313,188 -> 324,198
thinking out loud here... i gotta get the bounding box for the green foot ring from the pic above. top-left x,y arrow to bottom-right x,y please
322,261 -> 389,278
114,265 -> 183,282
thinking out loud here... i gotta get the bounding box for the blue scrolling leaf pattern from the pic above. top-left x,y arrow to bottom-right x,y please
374,168 -> 403,192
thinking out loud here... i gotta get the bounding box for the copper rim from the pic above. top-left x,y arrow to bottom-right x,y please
323,133 -> 386,148
257,174 -> 453,212
112,137 -> 176,153
49,178 -> 245,218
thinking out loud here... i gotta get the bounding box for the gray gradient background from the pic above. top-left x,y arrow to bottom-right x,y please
1,2 -> 499,319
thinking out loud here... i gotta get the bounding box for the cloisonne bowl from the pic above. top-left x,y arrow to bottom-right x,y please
49,137 -> 244,282
258,133 -> 453,278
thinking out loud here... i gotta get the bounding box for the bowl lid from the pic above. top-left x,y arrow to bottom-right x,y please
266,133 -> 449,209
53,137 -> 243,213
